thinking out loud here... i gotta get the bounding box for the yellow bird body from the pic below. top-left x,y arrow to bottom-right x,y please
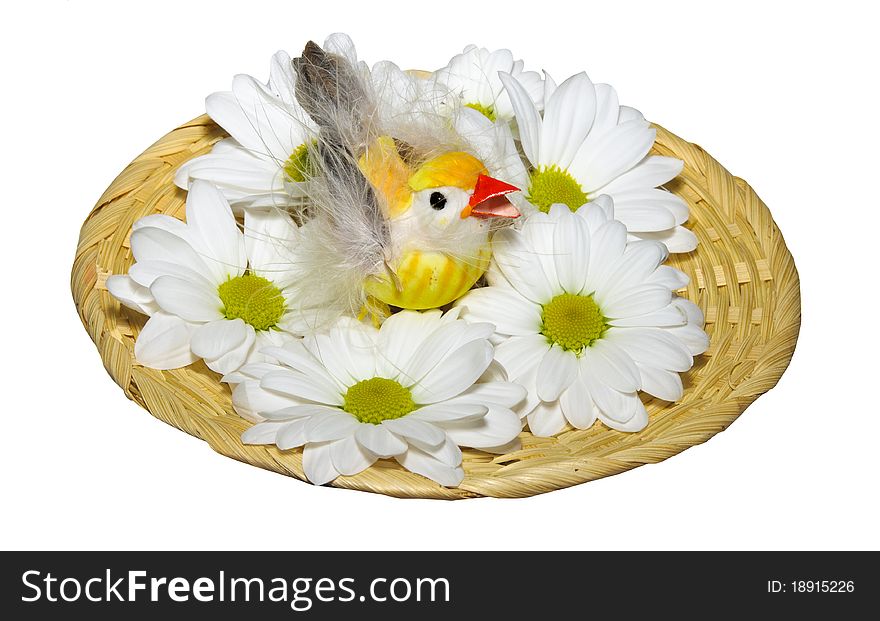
364,246 -> 491,309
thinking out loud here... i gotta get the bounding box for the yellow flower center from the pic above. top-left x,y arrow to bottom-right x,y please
217,274 -> 285,331
465,102 -> 497,122
527,165 -> 589,213
343,377 -> 416,425
541,293 -> 607,353
283,142 -> 314,183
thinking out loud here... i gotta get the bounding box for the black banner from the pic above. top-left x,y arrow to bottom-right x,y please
2,552 -> 875,618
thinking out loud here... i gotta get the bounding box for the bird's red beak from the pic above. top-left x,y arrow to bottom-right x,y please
463,174 -> 521,219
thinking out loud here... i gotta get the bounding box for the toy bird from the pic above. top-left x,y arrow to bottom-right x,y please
288,41 -> 520,319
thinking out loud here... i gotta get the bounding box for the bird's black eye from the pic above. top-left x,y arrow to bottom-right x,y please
429,191 -> 447,211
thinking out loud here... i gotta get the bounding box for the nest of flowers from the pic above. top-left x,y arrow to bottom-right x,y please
71,35 -> 800,498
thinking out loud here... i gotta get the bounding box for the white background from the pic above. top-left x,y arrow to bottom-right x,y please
2,0 -> 877,551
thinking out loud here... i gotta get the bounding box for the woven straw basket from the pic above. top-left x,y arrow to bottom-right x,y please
71,114 -> 801,499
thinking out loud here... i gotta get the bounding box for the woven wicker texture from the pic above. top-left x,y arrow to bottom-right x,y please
71,115 -> 800,499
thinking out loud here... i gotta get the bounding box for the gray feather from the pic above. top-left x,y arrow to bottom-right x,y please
288,41 -> 394,318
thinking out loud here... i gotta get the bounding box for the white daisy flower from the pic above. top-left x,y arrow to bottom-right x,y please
456,197 -> 708,436
174,33 -> 361,211
237,310 -> 525,487
499,71 -> 697,252
434,45 -> 544,122
107,180 -> 306,375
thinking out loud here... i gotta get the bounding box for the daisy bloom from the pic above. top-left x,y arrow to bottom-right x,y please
107,180 -> 306,374
174,34 -> 360,211
237,310 -> 525,487
499,71 -> 697,252
457,197 -> 708,436
434,45 -> 544,122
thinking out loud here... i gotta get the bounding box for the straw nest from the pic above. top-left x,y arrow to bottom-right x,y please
71,115 -> 800,499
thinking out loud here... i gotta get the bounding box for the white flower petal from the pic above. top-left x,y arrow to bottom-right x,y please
581,367 -> 634,423
410,403 -> 488,423
609,188 -> 689,228
439,405 -> 522,448
527,401 -> 567,437
639,365 -> 684,401
175,148 -> 284,200
584,220 -> 628,294
499,72 -> 541,165
302,442 -> 340,485
354,425 -> 408,458
492,226 -> 557,303
128,259 -> 216,290
205,92 -> 270,159
133,312 -> 197,370
261,370 -> 344,406
106,275 -> 157,315
494,334 -> 549,381
595,155 -> 683,196
240,421 -> 287,445
407,436 -> 462,468
380,418 -> 446,448
630,226 -> 698,253
618,105 -> 645,123
230,356 -> 288,381
304,333 -> 357,386
512,363 -> 541,418
559,377 -> 598,429
262,340 -> 346,393
667,323 -> 710,357
185,181 -> 247,282
323,32 -> 359,66
552,206 -> 591,294
268,50 -> 297,105
539,72 -> 596,169
150,275 -> 224,323
456,286 -> 542,335
243,207 -> 299,287
259,403 -> 342,421
574,120 -> 656,192
590,83 -> 621,136
536,345 -> 578,402
579,194 -> 615,231
328,322 -> 378,383
132,213 -> 190,237
607,303 -> 688,328
522,211 -> 562,292
409,340 -> 493,403
647,266 -> 690,291
612,204 -> 677,233
600,284 -> 673,319
129,227 -> 214,282
598,241 -> 668,302
675,297 -> 705,326
395,447 -> 464,487
375,310 -> 443,377
479,438 -> 522,455
606,327 -> 693,372
329,435 -> 378,476
230,74 -> 303,161
598,395 -> 648,432
304,411 -> 361,442
443,381 -> 527,410
199,323 -> 255,376
581,340 -> 641,393
232,379 -> 296,423
276,418 -> 310,450
394,319 -> 471,385
190,318 -> 250,363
